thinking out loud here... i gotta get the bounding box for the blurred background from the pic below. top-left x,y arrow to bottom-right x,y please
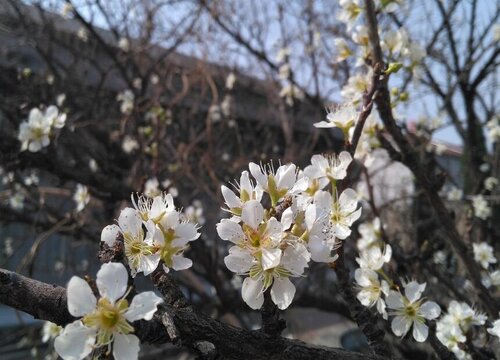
0,0 -> 498,358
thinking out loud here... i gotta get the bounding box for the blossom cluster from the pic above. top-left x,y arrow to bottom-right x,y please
17,105 -> 66,152
101,192 -> 200,277
217,151 -> 361,309
354,217 -> 441,342
436,301 -> 486,360
472,242 -> 500,290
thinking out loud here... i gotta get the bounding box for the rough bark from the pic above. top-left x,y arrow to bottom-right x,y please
0,267 -> 386,360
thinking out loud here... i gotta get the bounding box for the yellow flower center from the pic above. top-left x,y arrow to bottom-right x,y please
83,298 -> 133,346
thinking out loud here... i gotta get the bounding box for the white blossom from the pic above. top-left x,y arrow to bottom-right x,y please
303,151 -> 353,183
486,117 -> 500,143
117,90 -> 134,114
118,37 -> 130,52
471,195 -> 492,220
249,162 -> 301,206
386,281 -> 441,342
472,242 -> 497,269
54,263 -> 162,360
356,244 -> 392,271
144,177 -> 160,198
314,104 -> 358,133
484,177 -> 498,191
355,268 -> 389,319
314,188 -> 362,240
122,136 -> 139,154
334,38 -> 352,62
446,186 -> 462,201
73,184 -> 90,212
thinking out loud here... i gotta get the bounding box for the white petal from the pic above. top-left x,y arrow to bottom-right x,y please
118,208 -> 142,235
313,121 -> 334,128
281,243 -> 310,275
412,321 -> 429,342
150,196 -> 166,220
67,276 -> 96,317
113,333 -> 140,360
101,224 -> 120,246
216,219 -> 245,243
239,171 -> 253,194
54,321 -> 96,360
276,164 -> 296,189
391,315 -> 411,337
404,281 -> 425,303
261,247 -> 282,271
125,291 -> 163,322
242,277 -> 264,309
280,208 -> 294,230
305,204 -> 317,231
241,200 -> 264,229
172,255 -> 193,270
420,301 -> 441,320
96,262 -> 128,304
249,162 -> 267,188
270,277 -> 296,310
137,254 -> 161,276
171,223 -> 200,247
313,190 -> 332,214
339,188 -> 359,213
344,207 -> 362,226
224,247 -> 255,274
385,291 -> 404,309
221,185 -> 241,209
332,223 -> 351,240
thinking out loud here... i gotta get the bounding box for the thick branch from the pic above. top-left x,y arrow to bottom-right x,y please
0,268 -> 386,360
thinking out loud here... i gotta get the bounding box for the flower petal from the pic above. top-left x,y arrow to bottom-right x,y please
172,255 -> 193,271
385,291 -> 404,309
420,301 -> 441,320
249,162 -> 267,188
404,281 -> 426,303
118,208 -> 142,235
241,200 -> 264,229
412,321 -> 428,342
391,315 -> 411,337
96,262 -> 129,304
101,224 -> 120,246
54,321 -> 96,360
113,333 -> 140,360
338,188 -> 359,213
224,247 -> 255,274
216,219 -> 244,243
137,254 -> 161,276
242,277 -> 264,309
270,277 -> 296,310
125,292 -> 163,322
221,185 -> 241,209
261,247 -> 282,271
67,276 -> 96,317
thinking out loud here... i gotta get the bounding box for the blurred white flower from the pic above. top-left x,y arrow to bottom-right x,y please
446,186 -> 462,201
73,184 -> 90,212
42,321 -> 62,343
484,177 -> 498,191
471,195 -> 491,220
77,27 -> 88,42
118,37 -> 130,52
472,242 -> 496,269
122,135 -> 139,154
116,90 -> 134,114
